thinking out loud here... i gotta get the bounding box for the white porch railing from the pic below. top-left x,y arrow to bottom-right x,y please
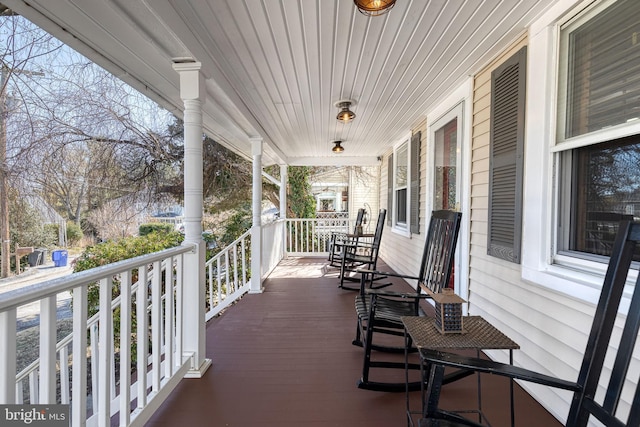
1,244 -> 195,427
262,220 -> 286,277
0,216 -> 359,427
204,230 -> 252,320
286,217 -> 361,256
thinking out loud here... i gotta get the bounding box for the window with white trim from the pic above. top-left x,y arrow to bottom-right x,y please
394,141 -> 409,228
387,133 -> 421,234
556,0 -> 640,263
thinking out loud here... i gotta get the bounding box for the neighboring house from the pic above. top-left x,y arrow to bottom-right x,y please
145,204 -> 184,231
310,166 -> 380,228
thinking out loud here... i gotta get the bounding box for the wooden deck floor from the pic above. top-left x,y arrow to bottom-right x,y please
145,258 -> 562,427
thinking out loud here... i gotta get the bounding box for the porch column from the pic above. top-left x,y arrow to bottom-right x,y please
250,138 -> 263,293
279,164 -> 288,259
279,164 -> 287,219
172,61 -> 211,377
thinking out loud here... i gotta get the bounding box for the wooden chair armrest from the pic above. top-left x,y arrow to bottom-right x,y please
332,238 -> 355,247
365,288 -> 431,299
345,233 -> 374,238
419,349 -> 580,392
338,240 -> 373,249
357,268 -> 420,281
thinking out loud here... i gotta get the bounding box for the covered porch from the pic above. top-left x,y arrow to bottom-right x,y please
147,257 -> 561,427
1,0 -> 639,426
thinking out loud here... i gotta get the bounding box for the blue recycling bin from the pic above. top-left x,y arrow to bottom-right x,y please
52,250 -> 68,267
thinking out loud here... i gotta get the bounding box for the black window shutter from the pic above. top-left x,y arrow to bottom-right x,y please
487,46 -> 527,263
410,131 -> 421,234
387,153 -> 393,226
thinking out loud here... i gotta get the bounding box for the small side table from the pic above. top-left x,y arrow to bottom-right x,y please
402,316 -> 520,427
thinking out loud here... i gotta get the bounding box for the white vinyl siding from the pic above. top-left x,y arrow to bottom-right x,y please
348,166 -> 380,229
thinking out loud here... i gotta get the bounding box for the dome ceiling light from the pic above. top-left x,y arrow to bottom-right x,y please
354,0 -> 396,17
335,100 -> 356,123
332,140 -> 345,153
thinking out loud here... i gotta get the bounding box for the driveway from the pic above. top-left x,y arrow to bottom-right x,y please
0,262 -> 74,331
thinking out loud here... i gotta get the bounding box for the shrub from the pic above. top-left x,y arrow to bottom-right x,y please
219,203 -> 252,246
74,231 -> 184,274
66,221 -> 83,246
138,222 -> 175,236
73,231 -> 184,366
10,199 -> 57,249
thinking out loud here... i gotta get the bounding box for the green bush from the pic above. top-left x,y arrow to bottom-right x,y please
66,221 -> 83,245
138,222 -> 175,236
74,231 -> 184,367
10,199 -> 57,249
74,231 -> 184,274
219,203 -> 252,246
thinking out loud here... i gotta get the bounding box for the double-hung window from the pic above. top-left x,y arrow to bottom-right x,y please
556,0 -> 640,263
394,141 -> 409,228
388,132 -> 421,234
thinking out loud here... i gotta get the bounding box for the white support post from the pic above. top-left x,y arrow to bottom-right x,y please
250,138 -> 263,294
279,164 -> 287,219
0,308 -> 16,403
98,278 -> 112,427
172,61 -> 211,377
72,286 -> 87,427
280,164 -> 288,259
39,296 -> 57,403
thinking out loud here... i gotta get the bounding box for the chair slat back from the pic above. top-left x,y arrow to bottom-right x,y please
568,220 -> 640,427
345,209 -> 386,265
371,209 -> 386,250
416,210 -> 462,296
354,208 -> 365,231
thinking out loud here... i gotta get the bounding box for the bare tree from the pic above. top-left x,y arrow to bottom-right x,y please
86,195 -> 141,241
3,16 -> 182,239
0,12 -> 59,276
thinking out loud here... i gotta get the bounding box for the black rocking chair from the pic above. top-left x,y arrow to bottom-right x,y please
354,210 -> 462,392
420,219 -> 640,427
337,208 -> 387,291
328,208 -> 365,267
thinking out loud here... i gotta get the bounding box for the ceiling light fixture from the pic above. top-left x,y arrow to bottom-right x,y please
354,0 -> 396,16
332,140 -> 345,153
335,100 -> 356,123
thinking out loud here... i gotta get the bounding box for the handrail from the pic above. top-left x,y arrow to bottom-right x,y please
0,244 -> 195,312
14,263 -> 159,384
204,230 -> 252,319
206,230 -> 251,267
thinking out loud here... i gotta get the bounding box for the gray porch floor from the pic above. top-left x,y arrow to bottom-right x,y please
145,257 -> 562,427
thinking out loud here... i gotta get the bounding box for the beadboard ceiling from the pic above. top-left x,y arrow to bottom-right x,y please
2,0 -> 556,166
